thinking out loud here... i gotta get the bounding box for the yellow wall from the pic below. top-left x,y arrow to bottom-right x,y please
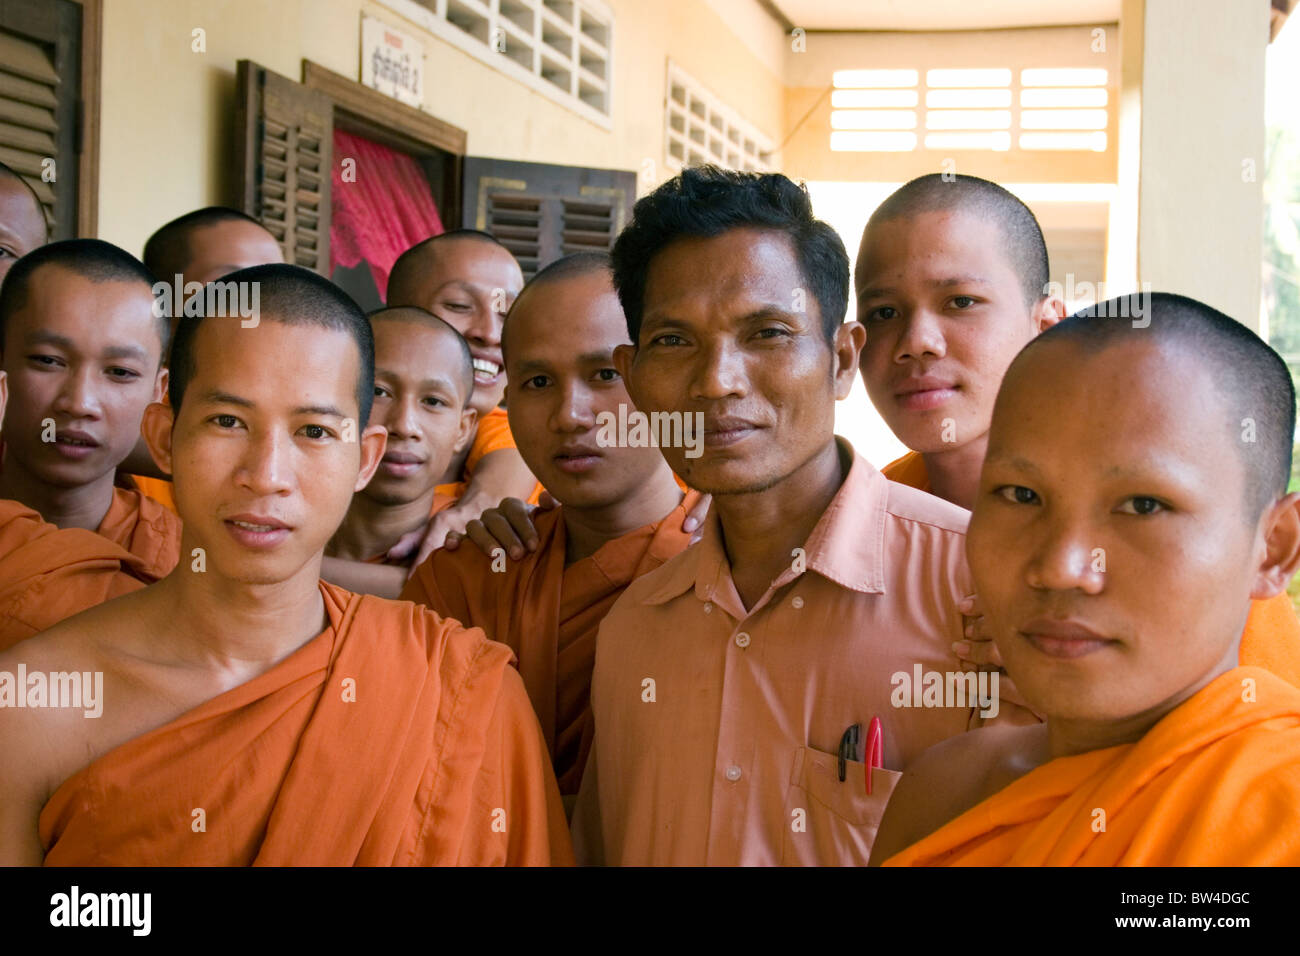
97,0 -> 787,256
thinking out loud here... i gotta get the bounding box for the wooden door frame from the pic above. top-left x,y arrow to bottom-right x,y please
67,0 -> 100,237
300,60 -> 467,227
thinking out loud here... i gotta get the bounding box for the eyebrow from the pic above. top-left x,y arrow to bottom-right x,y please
199,389 -> 347,417
983,453 -> 1042,476
25,330 -> 151,361
858,275 -> 994,300
642,304 -> 797,330
375,367 -> 461,392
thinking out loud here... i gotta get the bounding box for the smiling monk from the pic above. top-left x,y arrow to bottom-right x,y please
0,264 -> 571,866
873,293 -> 1300,866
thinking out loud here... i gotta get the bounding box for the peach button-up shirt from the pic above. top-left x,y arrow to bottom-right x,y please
571,439 -> 1035,865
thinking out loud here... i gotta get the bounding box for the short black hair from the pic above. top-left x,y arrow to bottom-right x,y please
862,173 -> 1049,308
503,252 -> 615,366
0,238 -> 166,357
1025,291 -> 1295,516
168,264 -> 375,423
386,229 -> 510,305
368,305 -> 474,403
0,160 -> 49,243
611,165 -> 849,344
142,206 -> 275,281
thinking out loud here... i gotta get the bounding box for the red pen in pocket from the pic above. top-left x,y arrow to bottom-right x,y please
864,716 -> 883,796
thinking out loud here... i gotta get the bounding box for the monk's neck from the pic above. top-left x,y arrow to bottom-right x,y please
712,438 -> 848,611
329,490 -> 435,561
562,462 -> 684,566
919,434 -> 989,511
0,457 -> 114,531
437,442 -> 471,485
1045,647 -> 1240,760
148,545 -> 329,673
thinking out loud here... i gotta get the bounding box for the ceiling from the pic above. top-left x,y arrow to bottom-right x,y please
768,0 -> 1122,31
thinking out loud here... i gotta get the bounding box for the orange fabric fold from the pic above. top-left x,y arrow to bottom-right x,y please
127,474 -> 177,514
884,450 -> 1300,685
466,406 -> 515,471
0,498 -> 147,651
884,666 -> 1300,866
98,486 -> 183,580
39,580 -> 573,865
401,491 -> 699,794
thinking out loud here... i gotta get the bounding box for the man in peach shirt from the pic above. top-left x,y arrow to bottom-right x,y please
570,166 -> 1035,866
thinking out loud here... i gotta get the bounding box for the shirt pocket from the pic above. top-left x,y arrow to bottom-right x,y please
781,745 -> 902,866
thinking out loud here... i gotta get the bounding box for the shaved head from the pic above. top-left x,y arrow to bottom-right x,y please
1020,292 -> 1295,517
503,252 -> 612,364
368,305 -> 475,401
386,229 -> 508,305
864,174 -> 1049,308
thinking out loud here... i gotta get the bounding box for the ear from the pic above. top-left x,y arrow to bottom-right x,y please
141,400 -> 176,478
1034,294 -> 1066,334
453,406 -> 478,455
833,321 -> 866,400
1250,491 -> 1300,600
152,366 -> 169,404
354,424 -> 388,494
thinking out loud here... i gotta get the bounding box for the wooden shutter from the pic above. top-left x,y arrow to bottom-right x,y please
462,157 -> 636,280
234,60 -> 333,273
0,0 -> 83,239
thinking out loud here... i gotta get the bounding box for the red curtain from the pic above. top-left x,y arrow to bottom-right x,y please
329,128 -> 444,298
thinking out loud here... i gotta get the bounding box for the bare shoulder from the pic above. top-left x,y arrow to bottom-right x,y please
870,722 -> 1042,865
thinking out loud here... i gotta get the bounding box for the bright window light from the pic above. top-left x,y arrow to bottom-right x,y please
926,109 -> 1011,130
1020,87 -> 1108,108
831,110 -> 917,130
926,68 -> 1012,88
1019,131 -> 1108,151
1020,68 -> 1108,86
831,89 -> 919,108
830,130 -> 918,151
1020,109 -> 1109,130
925,89 -> 1012,109
833,69 -> 918,89
924,131 -> 1011,151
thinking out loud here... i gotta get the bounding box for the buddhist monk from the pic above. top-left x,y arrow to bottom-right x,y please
873,293 -> 1300,866
0,161 -> 48,288
0,369 -> 148,651
321,306 -> 477,594
400,252 -> 700,799
123,206 -> 286,508
0,263 -> 571,865
569,165 -> 1034,867
0,240 -> 181,580
856,173 -> 1300,684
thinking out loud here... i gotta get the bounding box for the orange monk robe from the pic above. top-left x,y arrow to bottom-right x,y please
883,450 -> 1300,685
884,666 -> 1300,865
127,473 -> 176,513
0,498 -> 147,651
97,486 -> 183,580
401,490 -> 702,795
40,581 -> 574,865
436,406 -> 544,505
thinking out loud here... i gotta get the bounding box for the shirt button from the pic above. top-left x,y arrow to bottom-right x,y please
734,631 -> 751,648
792,596 -> 804,609
703,602 -> 713,614
725,765 -> 742,782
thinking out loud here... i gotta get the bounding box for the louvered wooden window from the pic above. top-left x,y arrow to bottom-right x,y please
462,157 -> 634,281
234,60 -> 334,273
0,0 -> 89,240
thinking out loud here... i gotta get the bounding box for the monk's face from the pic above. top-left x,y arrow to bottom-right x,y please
180,220 -> 284,285
615,227 -> 859,495
856,210 -> 1053,454
388,239 -> 523,418
505,272 -> 665,508
968,338 -> 1260,723
151,318 -> 384,585
363,320 -> 476,506
0,178 -> 46,287
0,265 -> 164,488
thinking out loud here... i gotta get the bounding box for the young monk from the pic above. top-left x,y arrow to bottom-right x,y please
569,166 -> 1035,867
322,306 -> 477,590
856,173 -> 1300,684
0,263 -> 571,865
124,206 -> 286,508
0,371 -> 148,651
873,293 -> 1300,866
0,240 -> 181,580
400,252 -> 700,798
0,161 -> 48,287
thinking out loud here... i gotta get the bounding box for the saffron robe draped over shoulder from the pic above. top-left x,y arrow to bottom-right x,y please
39,581 -> 574,866
883,666 -> 1300,866
401,492 -> 699,795
883,450 -> 1300,686
0,498 -> 146,651
98,486 -> 183,581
